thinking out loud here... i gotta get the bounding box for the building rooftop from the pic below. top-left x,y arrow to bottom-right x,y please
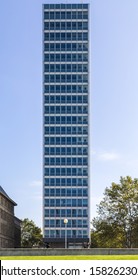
0,186 -> 17,206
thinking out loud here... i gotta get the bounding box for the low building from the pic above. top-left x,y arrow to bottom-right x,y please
0,186 -> 21,248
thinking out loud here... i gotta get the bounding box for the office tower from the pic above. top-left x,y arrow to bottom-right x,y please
43,3 -> 89,247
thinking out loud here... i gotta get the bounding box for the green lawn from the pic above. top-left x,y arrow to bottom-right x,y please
1,255 -> 138,260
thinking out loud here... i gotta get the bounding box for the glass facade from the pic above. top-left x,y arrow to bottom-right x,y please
43,3 -> 89,244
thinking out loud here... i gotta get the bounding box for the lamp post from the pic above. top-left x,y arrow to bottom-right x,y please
64,218 -> 68,249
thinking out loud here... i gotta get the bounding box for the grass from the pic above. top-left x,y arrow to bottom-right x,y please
1,255 -> 138,260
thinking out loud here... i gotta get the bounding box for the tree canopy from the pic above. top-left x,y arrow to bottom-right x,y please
91,176 -> 138,248
21,218 -> 43,247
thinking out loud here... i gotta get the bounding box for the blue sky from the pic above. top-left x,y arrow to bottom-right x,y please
1,0 -> 138,228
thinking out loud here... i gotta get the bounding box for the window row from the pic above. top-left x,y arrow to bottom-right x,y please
44,157 -> 88,166
44,156 -> 88,166
45,219 -> 87,228
44,167 -> 88,176
44,32 -> 88,41
44,147 -> 88,156
44,136 -> 88,145
44,95 -> 88,104
44,4 -> 88,9
44,126 -> 88,135
44,229 -> 88,238
45,198 -> 88,207
44,188 -> 87,197
44,105 -> 88,114
44,177 -> 88,187
44,53 -> 88,62
44,21 -> 88,31
44,157 -> 88,165
44,116 -> 88,124
44,74 -> 88,83
44,84 -> 88,93
45,208 -> 88,218
44,43 -> 88,53
44,63 -> 88,73
44,11 -> 88,20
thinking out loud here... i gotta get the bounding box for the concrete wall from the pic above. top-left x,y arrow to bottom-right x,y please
1,248 -> 138,256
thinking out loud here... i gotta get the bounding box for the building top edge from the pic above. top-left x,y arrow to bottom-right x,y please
43,3 -> 89,9
0,185 -> 17,206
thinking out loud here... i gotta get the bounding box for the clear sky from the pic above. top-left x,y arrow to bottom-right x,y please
1,0 -> 138,228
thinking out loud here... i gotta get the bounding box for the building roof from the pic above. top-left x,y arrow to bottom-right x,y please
0,186 -> 17,206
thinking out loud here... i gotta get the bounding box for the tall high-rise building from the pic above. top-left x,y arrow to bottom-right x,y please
43,3 -> 90,247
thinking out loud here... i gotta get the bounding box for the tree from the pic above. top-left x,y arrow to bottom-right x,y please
21,218 -> 43,247
91,176 -> 138,248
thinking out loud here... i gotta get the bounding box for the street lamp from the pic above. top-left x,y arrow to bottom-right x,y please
64,218 -> 68,249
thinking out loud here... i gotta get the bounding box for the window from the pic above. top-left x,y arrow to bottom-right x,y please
78,12 -> 82,19
61,12 -> 65,19
61,43 -> 65,51
67,209 -> 71,217
78,64 -> 82,72
56,64 -> 60,72
56,75 -> 60,82
56,127 -> 60,134
78,199 -> 82,206
67,33 -> 71,41
78,189 -> 83,197
50,54 -> 54,62
61,54 -> 66,61
66,44 -> 71,51
61,157 -> 66,165
50,12 -> 54,19
78,158 -> 82,165
50,65 -> 54,72
78,22 -> 82,30
83,11 -> 88,19
61,33 -> 66,40
72,33 -> 77,41
44,22 -> 49,30
50,33 -> 54,40
45,220 -> 49,227
67,199 -> 71,207
55,33 -> 60,40
72,64 -> 77,72
83,33 -> 88,40
72,106 -> 76,113
67,179 -> 71,186
56,43 -> 60,51
61,22 -> 66,30
56,54 -> 60,62
72,43 -> 76,51
61,64 -> 65,72
44,12 -> 49,19
44,4 -> 49,9
56,12 -> 60,19
67,22 -> 71,30
67,12 -> 71,19
50,75 -> 55,83
44,64 -> 49,72
83,22 -> 88,30
56,158 -> 60,165
78,33 -> 82,40
72,22 -> 77,30
67,4 -> 71,9
50,220 -> 55,227
72,12 -> 76,19
45,188 -> 49,196
44,33 -> 49,41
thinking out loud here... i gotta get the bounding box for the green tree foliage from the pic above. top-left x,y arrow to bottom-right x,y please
21,218 -> 43,247
91,176 -> 138,248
